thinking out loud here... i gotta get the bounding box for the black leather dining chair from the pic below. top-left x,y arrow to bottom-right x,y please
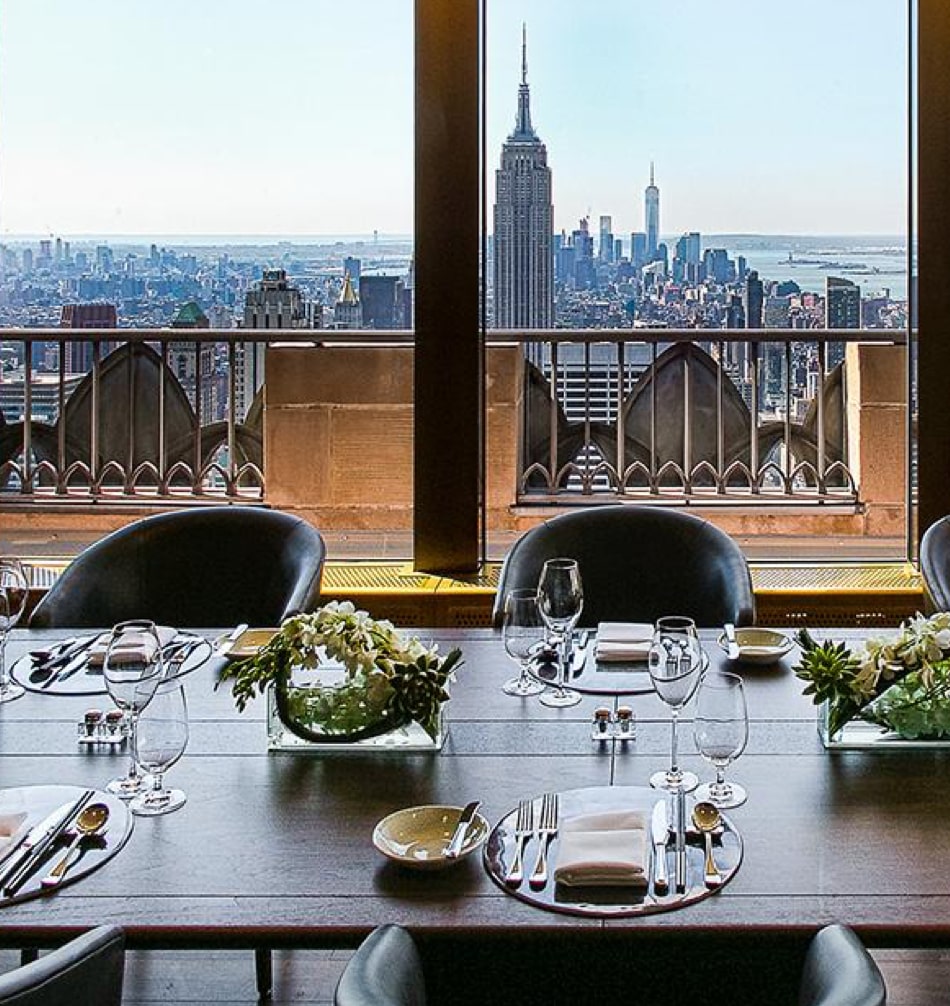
800,925 -> 886,1006
335,925 -> 426,1006
920,515 -> 950,612
492,505 -> 755,628
29,505 -> 326,629
0,925 -> 125,1006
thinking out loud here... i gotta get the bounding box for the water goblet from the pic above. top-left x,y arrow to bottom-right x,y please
0,558 -> 29,703
502,588 -> 546,696
537,558 -> 583,708
693,671 -> 749,809
647,615 -> 704,791
103,620 -> 164,799
130,677 -> 189,816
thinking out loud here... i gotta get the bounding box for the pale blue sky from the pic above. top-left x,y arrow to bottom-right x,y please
0,1 -> 908,237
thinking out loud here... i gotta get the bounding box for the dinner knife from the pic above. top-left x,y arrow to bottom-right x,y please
1,790 -> 95,895
674,787 -> 687,892
650,799 -> 670,891
445,800 -> 481,859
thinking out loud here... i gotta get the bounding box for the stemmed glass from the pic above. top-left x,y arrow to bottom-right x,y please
103,620 -> 164,799
536,558 -> 583,708
130,677 -> 189,816
693,671 -> 749,808
647,615 -> 704,791
501,588 -> 546,696
0,558 -> 29,703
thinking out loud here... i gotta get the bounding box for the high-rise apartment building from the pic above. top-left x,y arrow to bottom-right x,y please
744,270 -> 764,329
644,163 -> 660,259
825,275 -> 860,370
598,216 -> 614,263
492,28 -> 553,329
59,302 -> 118,373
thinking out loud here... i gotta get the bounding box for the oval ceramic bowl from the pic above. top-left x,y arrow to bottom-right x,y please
718,628 -> 794,665
373,805 -> 489,870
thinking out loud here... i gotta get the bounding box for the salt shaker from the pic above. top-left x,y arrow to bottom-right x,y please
615,705 -> 636,741
591,706 -> 612,742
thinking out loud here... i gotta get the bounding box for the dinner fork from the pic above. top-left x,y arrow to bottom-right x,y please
504,799 -> 535,885
529,792 -> 558,888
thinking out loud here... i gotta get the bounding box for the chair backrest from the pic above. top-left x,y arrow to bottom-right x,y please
0,926 -> 125,1006
492,505 -> 755,628
30,507 -> 325,629
921,515 -> 950,612
799,925 -> 886,1006
335,925 -> 426,1006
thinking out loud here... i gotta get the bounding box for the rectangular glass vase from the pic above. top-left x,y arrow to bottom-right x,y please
266,683 -> 446,752
818,700 -> 950,749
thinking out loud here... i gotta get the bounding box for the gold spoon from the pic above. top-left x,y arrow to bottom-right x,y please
41,803 -> 110,888
691,801 -> 722,887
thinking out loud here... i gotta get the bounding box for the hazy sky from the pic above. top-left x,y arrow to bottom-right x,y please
0,1 -> 908,238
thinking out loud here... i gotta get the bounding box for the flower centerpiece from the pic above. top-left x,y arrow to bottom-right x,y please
220,601 -> 463,748
795,612 -> 950,743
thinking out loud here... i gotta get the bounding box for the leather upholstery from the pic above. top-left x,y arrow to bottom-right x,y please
493,505 -> 755,628
335,925 -> 426,1006
0,925 -> 125,1006
921,515 -> 950,612
30,507 -> 325,629
799,925 -> 886,1006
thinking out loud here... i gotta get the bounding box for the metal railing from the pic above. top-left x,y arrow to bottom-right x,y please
0,325 -> 906,508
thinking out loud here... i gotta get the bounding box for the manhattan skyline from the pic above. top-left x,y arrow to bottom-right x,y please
0,1 -> 908,237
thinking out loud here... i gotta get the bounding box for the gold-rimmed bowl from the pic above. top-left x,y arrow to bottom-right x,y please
373,805 -> 489,870
718,628 -> 794,664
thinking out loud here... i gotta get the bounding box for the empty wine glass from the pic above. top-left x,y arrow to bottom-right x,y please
537,558 -> 583,708
131,677 -> 189,816
103,620 -> 163,799
502,588 -> 546,696
693,671 -> 749,808
0,558 -> 29,704
647,615 -> 704,792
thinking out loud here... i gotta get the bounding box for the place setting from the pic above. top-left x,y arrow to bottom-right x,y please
13,626 -> 212,696
0,784 -> 133,906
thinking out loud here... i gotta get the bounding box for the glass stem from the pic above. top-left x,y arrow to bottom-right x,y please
557,634 -> 569,695
716,765 -> 726,787
0,632 -> 7,692
669,708 -> 680,777
151,772 -> 164,795
127,713 -> 140,782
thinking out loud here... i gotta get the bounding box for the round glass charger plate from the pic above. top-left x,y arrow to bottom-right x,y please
0,784 -> 132,906
483,785 -> 742,918
527,651 -> 708,697
12,633 -> 211,696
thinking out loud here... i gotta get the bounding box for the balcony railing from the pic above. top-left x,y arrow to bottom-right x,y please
0,326 -> 907,515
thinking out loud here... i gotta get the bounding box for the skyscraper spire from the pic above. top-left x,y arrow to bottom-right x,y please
512,22 -> 535,139
650,160 -> 655,187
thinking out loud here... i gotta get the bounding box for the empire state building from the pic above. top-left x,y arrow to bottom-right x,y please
492,28 -> 553,329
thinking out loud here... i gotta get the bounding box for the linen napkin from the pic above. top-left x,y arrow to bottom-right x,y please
0,812 -> 28,854
86,626 -> 178,668
594,622 -> 653,662
553,809 -> 648,887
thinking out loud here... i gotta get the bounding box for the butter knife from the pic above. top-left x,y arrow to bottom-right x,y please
674,787 -> 687,892
445,800 -> 481,859
650,799 -> 670,892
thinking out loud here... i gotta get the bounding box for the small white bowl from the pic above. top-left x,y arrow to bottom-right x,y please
373,805 -> 489,870
718,628 -> 794,664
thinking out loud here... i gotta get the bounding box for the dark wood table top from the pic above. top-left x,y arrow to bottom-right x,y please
1,627 -> 947,958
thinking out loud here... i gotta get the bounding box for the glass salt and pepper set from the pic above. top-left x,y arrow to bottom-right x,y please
591,704 -> 636,742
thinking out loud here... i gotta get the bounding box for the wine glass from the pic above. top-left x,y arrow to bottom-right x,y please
103,620 -> 164,799
536,558 -> 583,708
130,677 -> 189,816
647,615 -> 704,791
501,588 -> 546,696
693,671 -> 749,808
0,558 -> 29,703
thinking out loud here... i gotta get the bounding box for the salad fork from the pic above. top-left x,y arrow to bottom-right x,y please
529,792 -> 559,887
505,799 -> 535,885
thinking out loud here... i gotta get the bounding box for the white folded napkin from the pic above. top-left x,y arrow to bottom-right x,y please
553,809 -> 648,887
594,622 -> 653,662
87,626 -> 178,667
0,812 -> 28,853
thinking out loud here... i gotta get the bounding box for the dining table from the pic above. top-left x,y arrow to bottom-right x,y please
0,626 -> 948,1006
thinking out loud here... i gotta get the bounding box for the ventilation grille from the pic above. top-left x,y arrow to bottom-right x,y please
752,564 -> 921,594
